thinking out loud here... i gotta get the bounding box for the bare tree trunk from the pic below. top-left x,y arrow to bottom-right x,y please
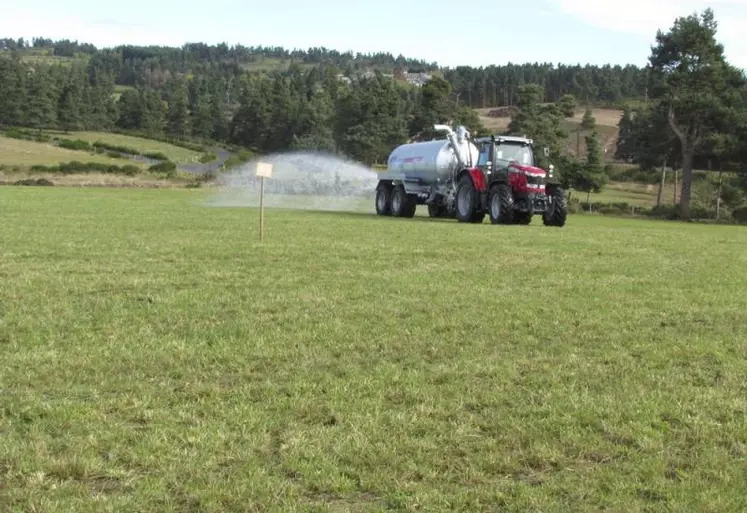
673,169 -> 678,205
657,167 -> 666,207
716,168 -> 724,220
667,106 -> 699,220
678,150 -> 694,219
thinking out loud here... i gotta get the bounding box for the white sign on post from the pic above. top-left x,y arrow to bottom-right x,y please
255,162 -> 273,241
255,162 -> 273,178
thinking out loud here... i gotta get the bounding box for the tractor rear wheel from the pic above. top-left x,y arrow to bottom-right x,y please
375,183 -> 392,215
455,175 -> 478,223
543,186 -> 567,227
391,184 -> 417,218
488,183 -> 514,224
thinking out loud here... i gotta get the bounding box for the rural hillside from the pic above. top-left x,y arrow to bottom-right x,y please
0,15 -> 746,220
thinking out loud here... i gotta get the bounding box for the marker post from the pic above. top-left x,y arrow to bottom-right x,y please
255,162 -> 273,241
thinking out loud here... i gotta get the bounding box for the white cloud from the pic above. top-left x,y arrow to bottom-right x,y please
549,0 -> 747,68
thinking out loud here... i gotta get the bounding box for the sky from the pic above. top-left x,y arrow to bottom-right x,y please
3,0 -> 747,69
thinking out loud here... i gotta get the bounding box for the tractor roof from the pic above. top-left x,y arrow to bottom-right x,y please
475,135 -> 533,145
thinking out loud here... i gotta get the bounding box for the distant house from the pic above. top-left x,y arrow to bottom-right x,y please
405,71 -> 431,87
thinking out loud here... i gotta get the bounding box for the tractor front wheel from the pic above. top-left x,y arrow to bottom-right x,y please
543,186 -> 567,227
488,183 -> 514,224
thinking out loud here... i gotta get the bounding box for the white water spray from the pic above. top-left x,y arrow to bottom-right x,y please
205,151 -> 380,213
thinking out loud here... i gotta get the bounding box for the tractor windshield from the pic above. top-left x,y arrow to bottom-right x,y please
494,143 -> 534,166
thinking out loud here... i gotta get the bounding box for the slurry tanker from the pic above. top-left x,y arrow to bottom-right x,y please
374,124 -> 567,226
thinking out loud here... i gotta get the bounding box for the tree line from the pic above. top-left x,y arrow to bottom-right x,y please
1,36 -> 651,108
0,50 -> 482,165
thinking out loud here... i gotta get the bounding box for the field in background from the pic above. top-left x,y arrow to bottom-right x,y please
0,135 -> 146,170
475,107 -> 623,160
112,85 -> 135,101
43,131 -> 203,162
1,186 -> 745,511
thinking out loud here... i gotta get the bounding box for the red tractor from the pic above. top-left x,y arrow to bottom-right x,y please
461,134 -> 567,226
376,126 -> 567,227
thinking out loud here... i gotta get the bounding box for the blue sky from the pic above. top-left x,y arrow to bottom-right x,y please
3,0 -> 747,69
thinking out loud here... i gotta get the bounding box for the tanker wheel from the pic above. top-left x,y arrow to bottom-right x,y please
391,184 -> 417,218
543,186 -> 567,227
455,175 -> 478,223
488,183 -> 514,225
375,184 -> 392,216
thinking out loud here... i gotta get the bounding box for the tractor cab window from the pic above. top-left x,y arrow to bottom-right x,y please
477,143 -> 491,166
495,143 -> 534,166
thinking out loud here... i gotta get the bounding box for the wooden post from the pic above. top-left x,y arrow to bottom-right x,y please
716,166 -> 723,220
657,166 -> 666,207
259,176 -> 265,241
255,162 -> 273,242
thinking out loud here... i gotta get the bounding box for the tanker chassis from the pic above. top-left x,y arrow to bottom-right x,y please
374,124 -> 567,227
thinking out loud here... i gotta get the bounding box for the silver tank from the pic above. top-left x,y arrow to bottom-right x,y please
385,126 -> 479,184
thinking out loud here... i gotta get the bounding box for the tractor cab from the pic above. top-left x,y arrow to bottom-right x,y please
475,135 -> 541,176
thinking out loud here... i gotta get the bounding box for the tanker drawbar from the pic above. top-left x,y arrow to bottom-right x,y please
374,124 -> 567,226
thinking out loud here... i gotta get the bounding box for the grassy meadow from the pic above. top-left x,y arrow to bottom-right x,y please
1,186 -> 746,512
0,135 -> 146,170
42,131 -> 203,162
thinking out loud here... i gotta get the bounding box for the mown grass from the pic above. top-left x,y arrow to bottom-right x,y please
0,135 -> 146,170
1,187 -> 746,512
571,182 -> 662,207
42,131 -> 201,162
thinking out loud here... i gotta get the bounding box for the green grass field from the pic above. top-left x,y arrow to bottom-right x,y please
0,135 -> 145,170
1,187 -> 746,512
43,131 -> 202,162
572,182 -> 664,207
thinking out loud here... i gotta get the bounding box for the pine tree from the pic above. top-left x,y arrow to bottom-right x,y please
166,80 -> 190,138
24,68 -> 57,131
142,88 -> 166,135
0,57 -> 26,126
648,8 -> 747,218
230,75 -> 272,151
580,106 -> 596,131
209,89 -> 229,142
190,91 -> 213,139
585,130 -> 603,170
58,74 -> 84,132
